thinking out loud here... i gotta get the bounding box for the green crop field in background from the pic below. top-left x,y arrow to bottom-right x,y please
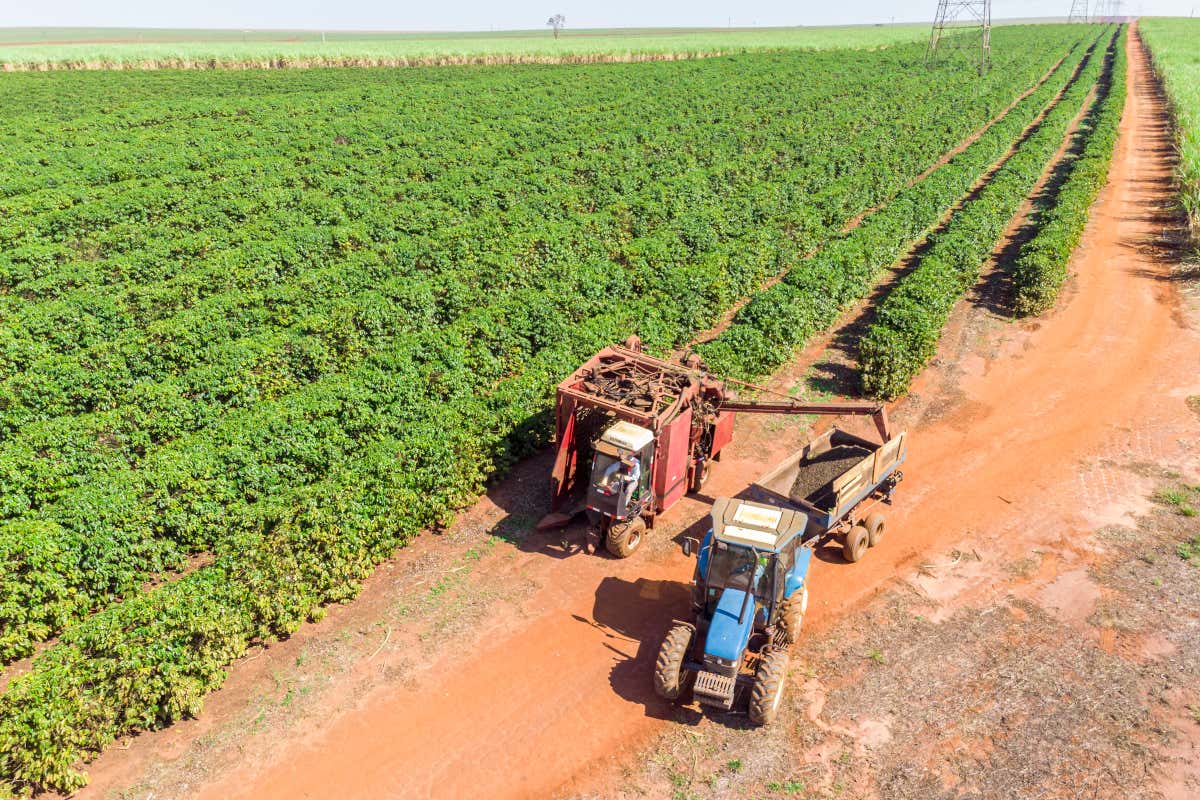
0,23 -> 931,68
1140,17 -> 1200,240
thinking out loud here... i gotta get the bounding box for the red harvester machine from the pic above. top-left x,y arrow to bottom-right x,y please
541,337 -> 895,558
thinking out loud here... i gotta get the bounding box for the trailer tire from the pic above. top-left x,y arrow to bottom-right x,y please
689,460 -> 712,493
777,586 -> 808,646
865,513 -> 885,547
654,624 -> 695,700
748,649 -> 789,725
606,517 -> 646,558
844,525 -> 869,563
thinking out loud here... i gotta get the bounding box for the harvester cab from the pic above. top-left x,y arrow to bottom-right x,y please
584,421 -> 656,555
654,497 -> 812,725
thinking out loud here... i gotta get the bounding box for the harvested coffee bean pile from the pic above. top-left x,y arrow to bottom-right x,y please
789,445 -> 873,506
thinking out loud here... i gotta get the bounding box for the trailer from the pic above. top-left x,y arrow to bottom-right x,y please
541,337 -> 896,558
748,426 -> 907,562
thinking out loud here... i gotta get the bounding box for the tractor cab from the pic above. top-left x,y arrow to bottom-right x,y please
655,498 -> 813,724
694,499 -> 810,626
584,421 -> 655,556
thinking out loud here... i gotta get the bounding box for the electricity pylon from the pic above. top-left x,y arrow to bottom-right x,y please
926,0 -> 992,74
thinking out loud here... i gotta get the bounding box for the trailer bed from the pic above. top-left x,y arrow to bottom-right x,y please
751,427 -> 906,536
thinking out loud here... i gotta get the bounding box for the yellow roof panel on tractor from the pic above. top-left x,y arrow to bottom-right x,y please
732,503 -> 783,530
710,497 -> 808,551
719,524 -> 779,549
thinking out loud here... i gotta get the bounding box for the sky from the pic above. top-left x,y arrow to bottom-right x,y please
1,1 -> 1196,32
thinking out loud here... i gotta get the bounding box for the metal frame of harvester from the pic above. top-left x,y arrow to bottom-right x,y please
542,337 -> 895,558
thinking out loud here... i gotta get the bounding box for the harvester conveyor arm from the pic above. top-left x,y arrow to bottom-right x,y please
718,398 -> 892,444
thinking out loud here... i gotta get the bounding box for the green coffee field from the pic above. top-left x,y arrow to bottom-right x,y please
0,22 -> 1129,795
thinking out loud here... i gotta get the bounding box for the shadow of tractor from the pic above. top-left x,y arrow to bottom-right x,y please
584,575 -> 762,729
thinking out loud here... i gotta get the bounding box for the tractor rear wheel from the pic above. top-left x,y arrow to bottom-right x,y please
844,525 -> 869,563
606,517 -> 646,558
865,513 -> 885,547
777,585 -> 808,646
653,624 -> 695,700
748,648 -> 789,725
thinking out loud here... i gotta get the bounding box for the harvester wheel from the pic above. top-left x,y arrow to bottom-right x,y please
865,513 -> 885,547
777,585 -> 808,646
690,461 -> 712,493
653,624 -> 695,700
844,525 -> 869,563
606,517 -> 646,558
748,648 -> 789,725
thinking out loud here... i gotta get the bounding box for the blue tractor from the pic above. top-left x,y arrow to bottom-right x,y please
653,497 -> 811,724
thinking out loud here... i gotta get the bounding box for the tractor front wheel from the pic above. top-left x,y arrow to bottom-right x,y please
654,624 -> 695,700
606,517 -> 647,558
843,524 -> 869,563
748,648 -> 790,725
777,585 -> 808,646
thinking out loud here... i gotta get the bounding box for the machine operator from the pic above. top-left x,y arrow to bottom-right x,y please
602,452 -> 641,505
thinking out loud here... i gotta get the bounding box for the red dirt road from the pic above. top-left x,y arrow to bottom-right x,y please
82,26 -> 1198,800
